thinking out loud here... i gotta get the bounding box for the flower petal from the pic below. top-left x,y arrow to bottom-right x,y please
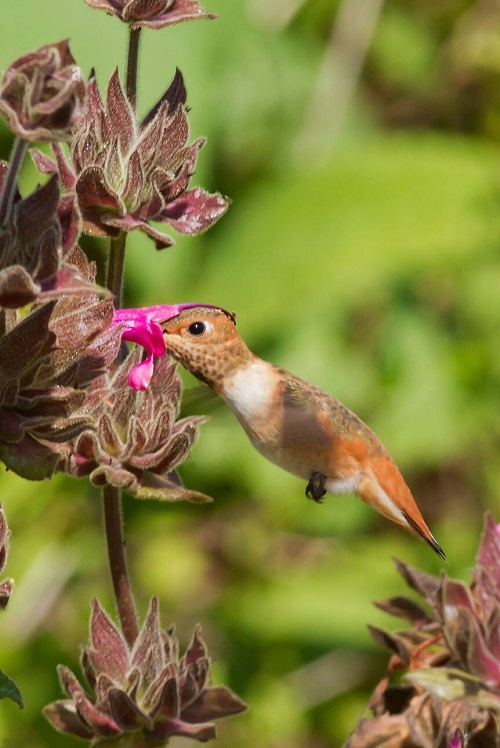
43,700 -> 95,739
87,599 -> 129,682
57,665 -> 121,737
160,188 -> 229,234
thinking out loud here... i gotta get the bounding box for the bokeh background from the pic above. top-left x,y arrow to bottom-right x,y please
1,0 -> 500,745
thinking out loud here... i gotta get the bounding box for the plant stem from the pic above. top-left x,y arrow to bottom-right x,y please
101,20 -> 143,649
103,232 -> 137,643
103,485 -> 139,647
126,27 -> 142,111
107,232 -> 127,305
0,138 -> 29,226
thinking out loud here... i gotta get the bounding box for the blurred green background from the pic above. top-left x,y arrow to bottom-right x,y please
1,0 -> 500,745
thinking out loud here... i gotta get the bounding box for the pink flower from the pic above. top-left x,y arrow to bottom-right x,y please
113,303 -> 232,389
449,729 -> 464,748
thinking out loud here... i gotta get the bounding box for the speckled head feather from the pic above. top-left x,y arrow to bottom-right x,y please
161,306 -> 252,391
159,305 -> 236,326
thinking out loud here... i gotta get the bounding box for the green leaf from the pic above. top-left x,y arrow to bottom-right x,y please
405,667 -> 473,701
406,667 -> 500,712
0,670 -> 23,709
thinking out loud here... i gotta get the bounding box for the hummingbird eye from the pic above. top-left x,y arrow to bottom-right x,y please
187,321 -> 206,336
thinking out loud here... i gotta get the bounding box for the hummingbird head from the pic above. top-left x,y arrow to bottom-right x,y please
161,306 -> 253,390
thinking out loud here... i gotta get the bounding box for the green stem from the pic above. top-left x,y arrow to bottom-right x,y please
126,27 -> 142,111
107,232 -> 127,305
103,485 -> 139,647
0,138 -> 29,226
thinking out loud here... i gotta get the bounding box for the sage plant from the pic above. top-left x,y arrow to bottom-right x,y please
0,2 -> 245,744
346,514 -> 500,748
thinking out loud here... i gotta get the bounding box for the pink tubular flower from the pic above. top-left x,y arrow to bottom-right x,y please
113,303 -> 234,389
449,729 -> 464,748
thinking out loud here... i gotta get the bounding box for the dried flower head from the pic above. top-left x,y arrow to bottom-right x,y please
0,246 -> 121,480
44,598 -> 246,743
0,40 -> 85,142
60,341 -> 209,502
83,0 -> 216,29
346,514 -> 500,747
0,163 -> 89,309
33,69 -> 229,249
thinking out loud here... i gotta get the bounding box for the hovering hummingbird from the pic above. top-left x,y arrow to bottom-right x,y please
161,306 -> 445,560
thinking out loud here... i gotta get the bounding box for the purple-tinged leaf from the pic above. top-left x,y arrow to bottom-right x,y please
87,600 -> 129,683
442,604 -> 500,688
160,188 -> 229,234
182,686 -> 247,722
393,558 -> 442,607
76,166 -> 122,235
142,68 -> 187,128
131,598 -> 164,684
475,513 -> 500,606
152,716 -> 217,742
30,149 -> 58,175
43,700 -> 94,739
106,70 -> 136,153
57,666 -> 121,737
108,687 -> 151,731
374,596 -> 432,625
0,265 -> 39,308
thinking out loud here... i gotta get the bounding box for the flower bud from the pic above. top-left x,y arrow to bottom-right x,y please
0,40 -> 85,142
83,0 -> 215,29
44,598 -> 246,742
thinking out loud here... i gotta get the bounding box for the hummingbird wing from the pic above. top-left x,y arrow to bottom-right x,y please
180,384 -> 222,415
277,375 -> 381,459
275,376 -> 369,479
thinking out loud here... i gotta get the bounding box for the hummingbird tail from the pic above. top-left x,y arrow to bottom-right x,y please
401,508 -> 446,561
356,466 -> 446,561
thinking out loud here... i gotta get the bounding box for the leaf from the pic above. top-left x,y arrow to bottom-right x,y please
0,670 -> 23,708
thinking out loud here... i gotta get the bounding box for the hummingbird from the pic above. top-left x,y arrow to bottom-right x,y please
161,306 -> 446,560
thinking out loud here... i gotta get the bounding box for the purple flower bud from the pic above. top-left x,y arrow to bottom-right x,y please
83,0 -> 216,29
44,598 -> 246,742
113,304 -> 233,389
34,70 -> 230,249
0,40 -> 85,142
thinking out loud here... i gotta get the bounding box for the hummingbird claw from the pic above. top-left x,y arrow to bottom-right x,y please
306,472 -> 327,503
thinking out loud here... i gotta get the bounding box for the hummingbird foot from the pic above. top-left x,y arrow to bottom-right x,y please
306,472 -> 327,503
